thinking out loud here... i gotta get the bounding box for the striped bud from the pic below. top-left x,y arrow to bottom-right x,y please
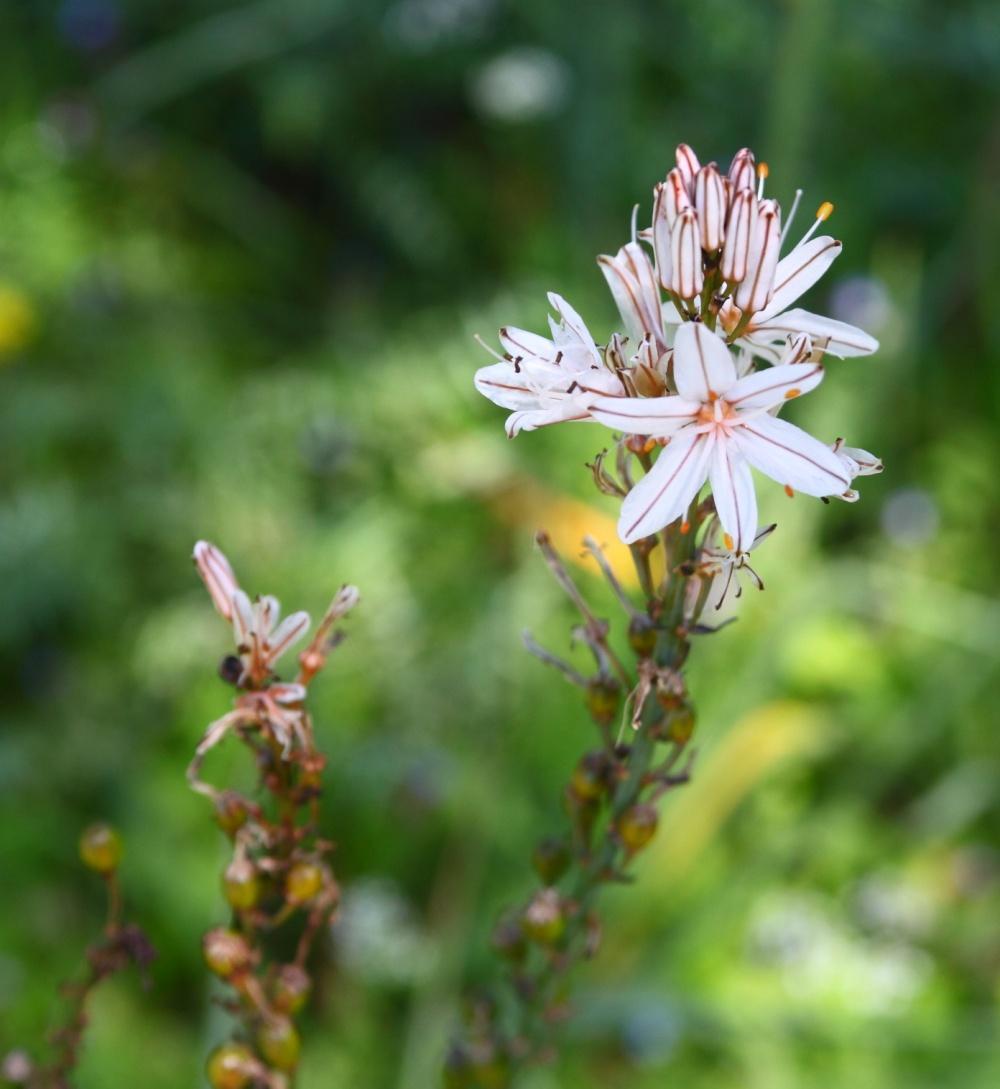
669,209 -> 703,300
735,199 -> 782,314
694,164 -> 726,252
728,146 -> 756,192
720,190 -> 758,284
674,143 -> 701,196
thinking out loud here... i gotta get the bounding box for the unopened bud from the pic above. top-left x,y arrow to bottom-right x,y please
223,858 -> 261,911
585,677 -> 619,726
272,964 -> 312,1015
522,888 -> 566,946
214,792 -> 249,836
531,837 -> 571,884
202,928 -> 251,979
618,804 -> 659,854
206,1042 -> 256,1089
569,751 -> 610,802
79,823 -> 122,874
285,861 -> 325,907
256,1016 -> 300,1071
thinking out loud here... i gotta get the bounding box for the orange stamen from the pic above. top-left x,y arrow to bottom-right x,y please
723,533 -> 735,550
783,387 -> 802,399
784,484 -> 795,498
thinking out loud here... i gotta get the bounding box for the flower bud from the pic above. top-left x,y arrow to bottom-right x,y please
522,888 -> 566,946
272,964 -> 312,1015
256,1017 -> 300,1071
214,792 -> 249,836
669,209 -> 704,300
727,146 -> 756,192
490,915 -> 527,964
734,199 -> 782,314
531,837 -> 571,885
223,858 -> 261,911
674,143 -> 700,195
695,164 -> 727,252
569,751 -> 610,802
202,928 -> 252,979
584,677 -> 619,726
206,1042 -> 256,1089
79,823 -> 122,874
720,189 -> 758,284
285,861 -> 325,907
618,804 -> 659,854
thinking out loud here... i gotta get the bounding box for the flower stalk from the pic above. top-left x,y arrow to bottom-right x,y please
191,542 -> 359,1089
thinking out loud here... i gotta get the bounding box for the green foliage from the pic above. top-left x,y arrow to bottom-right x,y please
0,2 -> 998,1087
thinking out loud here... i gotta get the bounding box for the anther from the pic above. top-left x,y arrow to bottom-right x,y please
756,161 -> 769,199
797,201 -> 835,247
784,484 -> 795,498
723,533 -> 735,551
783,387 -> 801,399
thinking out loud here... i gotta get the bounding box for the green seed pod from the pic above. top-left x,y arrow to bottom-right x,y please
522,889 -> 565,946
667,703 -> 696,744
214,792 -> 249,836
490,915 -> 527,964
285,861 -> 325,906
569,751 -> 609,802
272,964 -> 312,1015
585,678 -> 620,726
206,1042 -> 256,1089
618,804 -> 659,854
531,837 -> 571,885
202,928 -> 251,979
223,858 -> 261,911
256,1017 -> 300,1071
78,823 -> 122,874
627,615 -> 658,658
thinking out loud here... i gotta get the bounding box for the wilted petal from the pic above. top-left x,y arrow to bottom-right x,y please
726,362 -> 825,411
694,164 -> 726,251
832,439 -> 883,478
709,445 -> 758,553
750,308 -> 879,357
673,322 -> 738,402
755,236 -> 842,322
669,210 -> 703,300
618,430 -> 712,543
255,595 -> 281,636
735,199 -> 781,314
270,682 -> 307,705
193,540 -> 239,621
231,589 -> 255,650
588,393 -> 699,436
720,189 -> 758,284
733,414 -> 850,496
267,610 -> 311,664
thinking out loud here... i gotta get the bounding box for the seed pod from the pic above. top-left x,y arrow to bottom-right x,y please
531,837 -> 571,885
272,964 -> 312,1015
627,615 -> 658,658
618,804 -> 659,854
206,1042 -> 256,1089
667,703 -> 696,744
214,792 -> 249,836
223,858 -> 261,911
585,677 -> 620,726
285,861 -> 324,906
202,928 -> 252,979
79,823 -> 123,874
569,751 -> 610,802
256,1017 -> 300,1071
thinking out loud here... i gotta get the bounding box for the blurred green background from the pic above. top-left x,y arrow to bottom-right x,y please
1,1 -> 998,1086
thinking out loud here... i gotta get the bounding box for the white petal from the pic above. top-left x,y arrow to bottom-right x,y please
618,431 -> 712,543
267,610 -> 311,663
256,595 -> 281,636
547,292 -> 601,364
193,541 -> 239,621
499,325 -> 557,363
652,182 -> 673,289
675,143 -> 701,195
726,362 -> 825,411
734,199 -> 781,314
669,210 -> 703,300
588,394 -> 699,436
733,414 -> 851,496
474,361 -> 541,410
755,236 -> 842,321
709,445 -> 758,553
673,322 -> 738,402
750,308 -> 879,357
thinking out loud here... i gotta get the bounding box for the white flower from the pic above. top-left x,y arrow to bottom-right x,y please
193,541 -> 311,688
588,322 -> 851,545
697,522 -> 776,612
473,292 -> 623,436
830,438 -> 883,502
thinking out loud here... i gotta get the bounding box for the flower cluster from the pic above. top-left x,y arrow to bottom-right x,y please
191,542 -> 358,1089
475,143 -> 882,584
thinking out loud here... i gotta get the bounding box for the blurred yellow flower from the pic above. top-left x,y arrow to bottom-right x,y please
0,282 -> 37,357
